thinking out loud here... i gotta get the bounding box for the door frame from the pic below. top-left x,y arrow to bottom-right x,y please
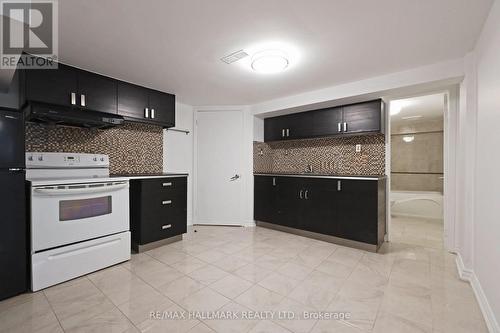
193,105 -> 254,226
385,86 -> 459,252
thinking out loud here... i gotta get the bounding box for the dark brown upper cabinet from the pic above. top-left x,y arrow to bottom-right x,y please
21,57 -> 176,128
263,99 -> 385,142
117,82 -> 175,127
24,63 -> 78,108
77,70 -> 117,114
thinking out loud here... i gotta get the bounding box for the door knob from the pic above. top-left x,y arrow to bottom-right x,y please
230,174 -> 240,181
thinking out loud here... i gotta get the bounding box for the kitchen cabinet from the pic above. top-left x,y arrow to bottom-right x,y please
20,56 -> 176,127
77,70 -> 117,114
263,99 -> 384,142
129,176 -> 187,251
264,113 -> 313,141
117,82 -> 149,119
254,175 -> 386,250
342,100 -> 382,134
117,83 -> 176,127
254,176 -> 278,223
24,63 -> 78,107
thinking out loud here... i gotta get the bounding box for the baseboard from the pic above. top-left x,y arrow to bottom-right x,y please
455,253 -> 500,333
455,253 -> 474,281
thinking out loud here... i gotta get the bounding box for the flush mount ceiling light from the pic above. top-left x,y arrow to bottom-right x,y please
251,50 -> 289,74
403,135 -> 415,143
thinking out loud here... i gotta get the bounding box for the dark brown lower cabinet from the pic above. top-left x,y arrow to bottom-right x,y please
130,176 -> 187,251
254,175 -> 386,248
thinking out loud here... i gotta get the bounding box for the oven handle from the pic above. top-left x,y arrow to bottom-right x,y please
33,182 -> 128,196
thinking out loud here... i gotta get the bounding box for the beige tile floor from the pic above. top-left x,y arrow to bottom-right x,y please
0,217 -> 488,333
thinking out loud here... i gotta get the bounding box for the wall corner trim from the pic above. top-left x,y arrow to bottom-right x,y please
456,253 -> 500,333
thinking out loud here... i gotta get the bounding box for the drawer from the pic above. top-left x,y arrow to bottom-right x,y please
140,212 -> 186,244
140,177 -> 187,194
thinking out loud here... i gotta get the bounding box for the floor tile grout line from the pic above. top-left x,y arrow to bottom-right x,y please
86,275 -> 141,333
41,288 -> 66,333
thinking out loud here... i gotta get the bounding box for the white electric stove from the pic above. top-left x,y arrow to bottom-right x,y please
26,152 -> 131,291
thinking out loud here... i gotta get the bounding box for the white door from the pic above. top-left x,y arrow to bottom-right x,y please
195,110 -> 244,225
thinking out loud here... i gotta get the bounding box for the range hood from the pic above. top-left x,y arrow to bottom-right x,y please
25,103 -> 124,129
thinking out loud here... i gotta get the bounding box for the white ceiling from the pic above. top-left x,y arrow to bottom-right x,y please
58,0 -> 493,105
391,93 -> 445,124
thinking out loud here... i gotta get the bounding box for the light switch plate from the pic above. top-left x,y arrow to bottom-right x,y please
355,144 -> 362,152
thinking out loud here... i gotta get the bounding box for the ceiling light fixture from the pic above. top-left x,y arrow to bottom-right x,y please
403,135 -> 415,143
251,50 -> 289,74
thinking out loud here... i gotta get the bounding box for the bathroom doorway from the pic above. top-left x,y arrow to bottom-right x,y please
388,93 -> 445,249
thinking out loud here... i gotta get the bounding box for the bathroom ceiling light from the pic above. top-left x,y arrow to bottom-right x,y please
403,135 -> 415,143
251,50 -> 289,74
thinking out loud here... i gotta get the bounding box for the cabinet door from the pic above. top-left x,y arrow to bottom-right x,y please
342,100 -> 382,134
311,107 -> 343,137
264,117 -> 285,142
275,177 -> 304,228
283,113 -> 313,140
254,176 -> 277,223
300,178 -> 338,235
336,179 -> 378,244
77,71 -> 117,114
25,63 -> 78,107
148,90 -> 175,126
117,82 -> 149,119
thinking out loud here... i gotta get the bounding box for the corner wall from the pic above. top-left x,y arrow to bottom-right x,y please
466,0 -> 500,330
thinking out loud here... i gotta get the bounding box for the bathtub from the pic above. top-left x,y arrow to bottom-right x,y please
390,191 -> 443,220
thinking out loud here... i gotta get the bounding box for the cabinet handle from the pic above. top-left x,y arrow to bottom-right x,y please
272,177 -> 276,186
71,92 -> 76,105
145,107 -> 149,118
162,182 -> 172,187
162,224 -> 172,230
80,94 -> 86,107
338,122 -> 342,132
162,200 -> 172,205
337,180 -> 342,191
282,129 -> 285,138
286,128 -> 290,137
151,108 -> 155,119
299,189 -> 303,199
343,122 -> 347,132
304,190 -> 309,200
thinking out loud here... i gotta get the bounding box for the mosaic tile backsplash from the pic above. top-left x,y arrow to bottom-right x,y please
254,134 -> 386,176
26,122 -> 163,174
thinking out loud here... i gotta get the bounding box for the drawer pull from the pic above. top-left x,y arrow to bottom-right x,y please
162,224 -> 172,230
162,200 -> 172,205
162,182 -> 172,187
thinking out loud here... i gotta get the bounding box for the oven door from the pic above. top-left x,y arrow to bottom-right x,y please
31,181 -> 129,252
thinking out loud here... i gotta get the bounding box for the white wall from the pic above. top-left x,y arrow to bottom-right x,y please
468,1 -> 500,330
163,102 -> 194,225
251,58 -> 464,117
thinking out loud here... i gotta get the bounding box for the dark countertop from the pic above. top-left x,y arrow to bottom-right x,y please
254,173 -> 386,180
111,173 -> 188,179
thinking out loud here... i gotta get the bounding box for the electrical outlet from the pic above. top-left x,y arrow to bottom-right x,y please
355,144 -> 362,152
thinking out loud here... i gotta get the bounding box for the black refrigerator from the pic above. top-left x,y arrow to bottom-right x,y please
0,109 -> 27,300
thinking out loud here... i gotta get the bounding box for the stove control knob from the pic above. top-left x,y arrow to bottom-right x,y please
93,157 -> 98,162
100,157 -> 105,162
28,155 -> 33,161
38,156 -> 43,161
